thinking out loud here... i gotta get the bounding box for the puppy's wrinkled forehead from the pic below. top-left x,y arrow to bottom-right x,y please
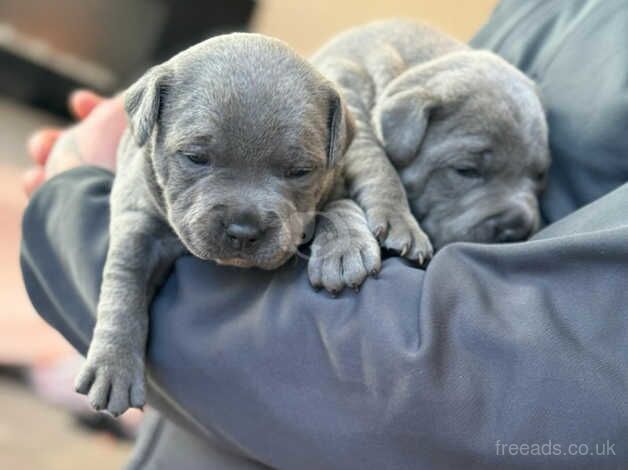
433,53 -> 549,169
159,34 -> 329,160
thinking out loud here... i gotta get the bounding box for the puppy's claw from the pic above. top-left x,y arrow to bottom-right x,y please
373,225 -> 388,243
369,207 -> 433,265
400,244 -> 410,257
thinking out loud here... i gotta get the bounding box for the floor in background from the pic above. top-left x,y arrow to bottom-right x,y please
0,97 -> 73,367
0,97 -> 132,468
0,375 -> 132,470
253,0 -> 498,55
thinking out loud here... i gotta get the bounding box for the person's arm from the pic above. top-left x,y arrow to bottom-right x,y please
20,167 -> 256,461
22,166 -> 628,469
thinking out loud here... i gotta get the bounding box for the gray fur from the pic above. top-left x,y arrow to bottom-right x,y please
75,33 -> 376,415
312,19 -> 550,250
76,21 -> 551,416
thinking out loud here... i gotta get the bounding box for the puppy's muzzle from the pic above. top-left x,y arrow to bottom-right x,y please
487,208 -> 536,243
221,210 -> 266,251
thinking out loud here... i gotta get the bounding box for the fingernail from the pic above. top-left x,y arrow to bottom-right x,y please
27,129 -> 61,164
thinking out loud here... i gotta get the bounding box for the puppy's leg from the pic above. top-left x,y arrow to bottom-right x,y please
321,60 -> 433,264
345,130 -> 432,263
75,213 -> 181,416
308,199 -> 381,294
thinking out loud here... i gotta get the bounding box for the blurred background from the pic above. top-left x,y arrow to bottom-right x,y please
0,1 -> 496,468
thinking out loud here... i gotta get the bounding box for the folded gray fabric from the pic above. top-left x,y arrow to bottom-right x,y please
472,0 -> 628,223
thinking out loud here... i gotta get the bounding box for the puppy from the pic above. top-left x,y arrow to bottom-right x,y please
75,33 -> 381,415
312,19 -> 550,250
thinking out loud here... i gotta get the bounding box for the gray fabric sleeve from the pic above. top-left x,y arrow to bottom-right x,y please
21,166 -> 628,469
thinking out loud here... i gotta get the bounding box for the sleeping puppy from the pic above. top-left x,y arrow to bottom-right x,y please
75,33 -> 382,416
312,19 -> 550,251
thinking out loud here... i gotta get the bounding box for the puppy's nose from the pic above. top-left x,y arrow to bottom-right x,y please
492,210 -> 535,243
223,213 -> 265,249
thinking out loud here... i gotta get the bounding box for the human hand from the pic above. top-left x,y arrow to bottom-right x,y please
23,90 -> 126,197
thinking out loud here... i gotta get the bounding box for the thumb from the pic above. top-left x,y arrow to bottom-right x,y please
69,90 -> 106,120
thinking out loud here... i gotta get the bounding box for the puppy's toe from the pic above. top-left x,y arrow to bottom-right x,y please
107,380 -> 132,417
383,223 -> 414,256
380,212 -> 433,265
130,382 -> 146,410
341,249 -> 369,289
87,372 -> 112,411
74,365 -> 96,394
321,255 -> 344,295
360,241 -> 382,276
365,211 -> 390,242
308,254 -> 324,289
408,232 -> 433,265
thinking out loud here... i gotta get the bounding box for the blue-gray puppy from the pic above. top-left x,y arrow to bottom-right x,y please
312,20 -> 550,250
75,33 -> 382,416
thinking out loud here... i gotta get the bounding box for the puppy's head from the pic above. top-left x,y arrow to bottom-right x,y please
125,33 -> 353,269
374,50 -> 550,249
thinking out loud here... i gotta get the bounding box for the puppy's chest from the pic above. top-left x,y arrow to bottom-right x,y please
148,235 -> 186,290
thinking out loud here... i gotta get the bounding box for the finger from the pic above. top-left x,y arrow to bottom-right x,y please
22,167 -> 46,198
69,89 -> 105,120
27,128 -> 62,165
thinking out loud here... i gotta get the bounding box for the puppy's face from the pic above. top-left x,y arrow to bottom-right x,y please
125,34 -> 353,269
375,51 -> 550,249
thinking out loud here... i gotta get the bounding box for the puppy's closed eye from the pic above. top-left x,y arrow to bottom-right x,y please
452,164 -> 482,179
532,169 -> 547,184
179,151 -> 211,165
451,149 -> 491,179
284,167 -> 315,179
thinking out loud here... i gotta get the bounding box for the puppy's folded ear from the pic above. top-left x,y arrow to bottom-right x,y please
125,65 -> 171,147
326,86 -> 355,167
373,87 -> 435,167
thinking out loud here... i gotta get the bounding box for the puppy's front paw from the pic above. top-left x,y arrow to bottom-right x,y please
367,207 -> 433,265
75,342 -> 145,417
308,227 -> 381,295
